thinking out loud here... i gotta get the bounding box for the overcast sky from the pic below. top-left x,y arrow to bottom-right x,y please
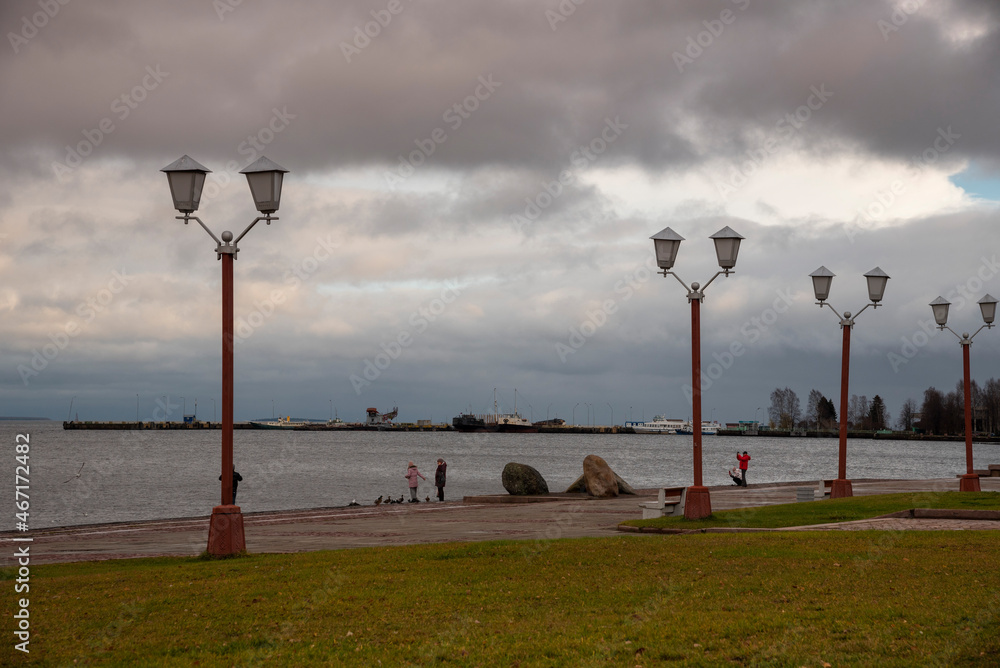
3,0 -> 1000,425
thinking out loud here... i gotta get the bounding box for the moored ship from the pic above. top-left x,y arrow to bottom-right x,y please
248,416 -> 299,429
452,389 -> 538,433
626,415 -> 687,434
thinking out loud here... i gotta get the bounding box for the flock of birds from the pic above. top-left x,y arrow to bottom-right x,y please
347,493 -> 432,507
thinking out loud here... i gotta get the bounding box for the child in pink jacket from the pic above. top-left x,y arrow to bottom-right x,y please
404,462 -> 426,502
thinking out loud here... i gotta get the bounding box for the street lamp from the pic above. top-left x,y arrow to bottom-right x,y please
929,293 -> 997,492
573,402 -> 580,426
161,153 -> 289,556
809,265 -> 890,498
651,225 -> 745,519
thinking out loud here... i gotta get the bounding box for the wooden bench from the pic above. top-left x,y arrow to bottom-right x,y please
639,486 -> 687,519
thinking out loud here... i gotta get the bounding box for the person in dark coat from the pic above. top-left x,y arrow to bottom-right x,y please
219,467 -> 243,504
435,458 -> 447,501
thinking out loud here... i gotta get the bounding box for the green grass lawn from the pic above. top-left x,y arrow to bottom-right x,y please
3,531 -> 999,666
622,491 -> 1000,531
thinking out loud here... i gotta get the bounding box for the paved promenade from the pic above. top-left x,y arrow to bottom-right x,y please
3,477 -> 998,565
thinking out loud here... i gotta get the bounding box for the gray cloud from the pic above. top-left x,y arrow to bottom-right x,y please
3,0 -> 1000,427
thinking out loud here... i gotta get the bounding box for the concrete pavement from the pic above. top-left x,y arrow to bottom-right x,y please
3,477 -> 998,565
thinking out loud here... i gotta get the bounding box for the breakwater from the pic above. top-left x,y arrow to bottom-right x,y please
62,421 -> 451,431
62,421 -> 628,433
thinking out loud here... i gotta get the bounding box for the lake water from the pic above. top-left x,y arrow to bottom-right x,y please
4,421 -> 999,529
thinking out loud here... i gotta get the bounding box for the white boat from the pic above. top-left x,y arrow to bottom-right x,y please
701,420 -> 722,435
627,415 -> 688,434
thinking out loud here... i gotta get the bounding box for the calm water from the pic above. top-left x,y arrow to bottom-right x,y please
4,421 -> 998,529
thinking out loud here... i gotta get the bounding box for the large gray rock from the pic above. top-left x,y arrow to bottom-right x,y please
564,469 -> 636,495
582,454 -> 618,498
501,462 -> 549,495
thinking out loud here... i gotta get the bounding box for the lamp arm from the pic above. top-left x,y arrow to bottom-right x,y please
664,271 -> 691,293
934,324 -> 961,341
968,324 -> 989,342
179,215 -> 222,246
820,301 -> 844,320
700,270 -> 727,293
852,302 -> 873,320
234,215 -> 277,246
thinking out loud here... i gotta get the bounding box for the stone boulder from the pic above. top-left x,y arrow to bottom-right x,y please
566,455 -> 635,496
501,462 -> 549,495
583,454 -> 618,498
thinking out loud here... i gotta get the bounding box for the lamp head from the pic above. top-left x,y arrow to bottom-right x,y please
930,296 -> 950,327
809,266 -> 835,302
240,156 -> 289,214
709,225 -> 744,270
650,227 -> 684,270
161,155 -> 211,214
978,294 -> 997,326
864,267 -> 890,304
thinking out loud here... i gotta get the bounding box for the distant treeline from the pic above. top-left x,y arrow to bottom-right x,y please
768,379 -> 1000,435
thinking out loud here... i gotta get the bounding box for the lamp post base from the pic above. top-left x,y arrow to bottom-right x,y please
683,486 -> 712,520
959,473 -> 981,492
829,479 -> 853,499
207,505 -> 246,556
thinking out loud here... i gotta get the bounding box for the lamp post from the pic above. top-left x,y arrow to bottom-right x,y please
809,266 -> 889,498
929,294 -> 997,492
651,225 -> 744,519
607,402 -> 614,430
161,153 -> 289,556
573,402 -> 580,426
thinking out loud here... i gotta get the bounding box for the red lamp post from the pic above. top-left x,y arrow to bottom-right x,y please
161,154 -> 289,556
651,225 -> 744,519
929,294 -> 997,492
809,266 -> 890,498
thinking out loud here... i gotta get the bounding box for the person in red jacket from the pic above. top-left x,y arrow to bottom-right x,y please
736,451 -> 751,486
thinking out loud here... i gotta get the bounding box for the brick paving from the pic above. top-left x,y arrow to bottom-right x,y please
2,477 -> 998,565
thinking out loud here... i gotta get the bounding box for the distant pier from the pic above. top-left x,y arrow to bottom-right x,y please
62,421 -> 631,433
62,421 -> 454,431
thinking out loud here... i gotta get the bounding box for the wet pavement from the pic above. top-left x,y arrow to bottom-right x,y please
3,477 -> 998,565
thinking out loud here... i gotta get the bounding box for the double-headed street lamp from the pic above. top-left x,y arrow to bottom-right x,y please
161,153 -> 289,556
929,293 -> 997,492
651,225 -> 744,519
809,266 -> 890,498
